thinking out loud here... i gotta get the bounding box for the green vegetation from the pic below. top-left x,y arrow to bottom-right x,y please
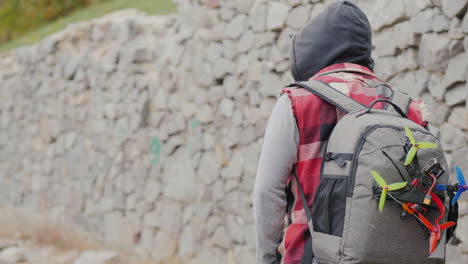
0,0 -> 176,53
0,0 -> 94,43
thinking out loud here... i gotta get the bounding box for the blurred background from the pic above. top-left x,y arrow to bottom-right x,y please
0,0 -> 467,263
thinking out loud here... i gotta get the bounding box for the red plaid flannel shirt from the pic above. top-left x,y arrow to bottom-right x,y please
279,63 -> 424,263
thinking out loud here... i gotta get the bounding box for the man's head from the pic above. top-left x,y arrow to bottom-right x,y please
290,1 -> 374,81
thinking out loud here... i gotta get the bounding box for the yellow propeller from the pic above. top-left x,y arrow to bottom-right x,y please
371,170 -> 408,212
404,126 -> 438,166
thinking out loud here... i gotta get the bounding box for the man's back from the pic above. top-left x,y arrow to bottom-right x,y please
281,63 -> 424,263
254,2 -> 426,263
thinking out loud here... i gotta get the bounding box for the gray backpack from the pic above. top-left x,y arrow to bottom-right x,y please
291,80 -> 458,264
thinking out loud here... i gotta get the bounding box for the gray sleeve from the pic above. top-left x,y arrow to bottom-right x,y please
253,94 -> 299,264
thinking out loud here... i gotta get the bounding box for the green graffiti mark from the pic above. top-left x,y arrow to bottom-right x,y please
150,137 -> 161,165
191,119 -> 200,130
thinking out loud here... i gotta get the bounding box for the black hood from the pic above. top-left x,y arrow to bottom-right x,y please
290,1 -> 374,81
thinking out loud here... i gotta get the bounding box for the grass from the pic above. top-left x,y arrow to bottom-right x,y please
0,0 -> 176,53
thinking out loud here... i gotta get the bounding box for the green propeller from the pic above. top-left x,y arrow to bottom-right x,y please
371,170 -> 408,212
404,126 -> 438,166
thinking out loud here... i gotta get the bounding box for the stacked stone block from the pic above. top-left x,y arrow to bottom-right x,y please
0,0 -> 467,263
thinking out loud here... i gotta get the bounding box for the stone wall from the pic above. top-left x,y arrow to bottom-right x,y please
0,0 -> 467,263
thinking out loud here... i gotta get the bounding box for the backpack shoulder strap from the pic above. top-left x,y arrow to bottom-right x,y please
387,90 -> 411,115
288,80 -> 366,114
293,167 -> 315,264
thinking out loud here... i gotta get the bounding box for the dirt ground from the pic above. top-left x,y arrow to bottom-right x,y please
0,208 -> 465,264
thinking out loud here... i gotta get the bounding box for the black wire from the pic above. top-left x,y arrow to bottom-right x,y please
381,149 -> 407,182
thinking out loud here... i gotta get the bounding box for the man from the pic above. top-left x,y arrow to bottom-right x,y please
253,1 -> 427,263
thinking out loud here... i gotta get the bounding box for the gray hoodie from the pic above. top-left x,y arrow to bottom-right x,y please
290,0 -> 374,81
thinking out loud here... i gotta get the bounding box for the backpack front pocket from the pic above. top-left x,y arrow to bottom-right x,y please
312,176 -> 348,237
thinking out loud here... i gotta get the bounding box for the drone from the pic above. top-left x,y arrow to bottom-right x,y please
370,126 -> 464,254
